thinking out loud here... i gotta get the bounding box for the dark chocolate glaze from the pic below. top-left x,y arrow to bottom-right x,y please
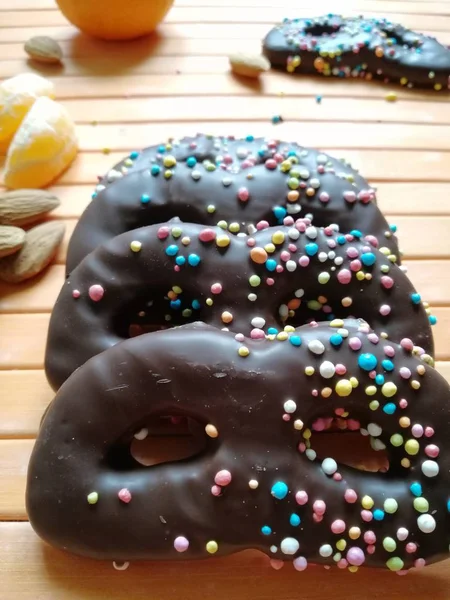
263,15 -> 450,90
45,220 -> 433,391
29,322 -> 450,567
66,135 -> 399,274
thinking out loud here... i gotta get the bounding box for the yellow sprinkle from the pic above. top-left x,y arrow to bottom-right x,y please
272,231 -> 285,245
163,155 -> 177,168
305,366 -> 315,376
181,236 -> 191,246
350,377 -> 359,388
390,434 -> 403,447
369,400 -> 379,411
365,386 -> 377,396
336,539 -> 346,551
382,382 -> 397,397
303,428 -> 311,440
401,458 -> 411,468
434,83 -> 442,91
228,222 -> 240,233
329,319 -> 344,328
264,243 -> 276,254
205,424 -> 218,438
172,286 -> 182,294
416,364 -> 426,375
349,527 -> 361,540
341,295 -> 352,306
335,380 -> 352,397
238,346 -> 250,357
216,235 -> 231,248
356,271 -> 365,281
411,380 -> 421,390
284,325 -> 295,333
206,541 -> 218,554
130,240 -> 142,253
276,332 -> 288,341
361,495 -> 374,509
217,220 -> 228,230
399,417 -> 410,428
207,205 -> 216,214
348,566 -> 359,573
385,91 -> 397,102
405,439 -> 419,455
206,298 -> 213,306
164,169 -> 173,179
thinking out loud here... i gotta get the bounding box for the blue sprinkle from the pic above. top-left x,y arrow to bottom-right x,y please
358,353 -> 378,371
411,293 -> 421,305
186,157 -> 197,168
316,95 -> 322,104
151,165 -> 161,176
350,229 -> 362,239
272,115 -> 283,124
447,499 -> 450,513
258,149 -> 266,157
382,359 -> 394,372
383,403 -> 396,415
175,256 -> 186,266
165,245 -> 178,257
266,259 -> 277,272
337,235 -> 347,245
361,252 -> 376,266
91,192 -> 97,199
410,482 -> 422,497
140,194 -> 151,204
157,145 -> 166,153
273,206 -> 287,221
375,374 -> 385,385
287,150 -> 297,158
192,299 -> 201,310
129,151 -> 139,159
373,509 -> 385,521
429,315 -> 437,325
246,135 -> 254,142
290,513 -> 301,527
330,333 -> 343,346
268,327 -> 278,335
261,525 -> 272,536
170,299 -> 181,310
305,243 -> 319,257
271,481 -> 288,500
188,254 -> 201,267
390,224 -> 397,233
289,335 -> 302,347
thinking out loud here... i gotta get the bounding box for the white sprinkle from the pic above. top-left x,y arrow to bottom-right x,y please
337,328 -> 349,338
397,528 -> 409,541
283,399 -> 297,414
295,288 -> 305,298
308,340 -> 325,355
370,437 -> 386,451
421,460 -> 439,478
270,545 -> 278,553
305,449 -> 317,461
417,514 -> 436,533
319,544 -> 333,557
294,419 -> 304,430
367,423 -> 382,437
286,203 -> 301,214
248,479 -> 259,490
134,428 -> 149,440
107,169 -> 123,182
328,251 -> 336,260
319,361 -> 335,379
322,458 -> 338,475
279,304 -> 289,319
251,317 -> 266,329
334,257 -> 344,266
248,293 -> 257,302
288,228 -> 300,240
280,537 -> 300,555
286,260 -> 297,272
318,252 -> 328,263
305,226 -> 318,239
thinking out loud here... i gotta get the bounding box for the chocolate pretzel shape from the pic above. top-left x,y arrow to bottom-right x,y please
30,322 -> 450,568
263,15 -> 450,90
45,220 -> 434,391
66,134 -> 399,273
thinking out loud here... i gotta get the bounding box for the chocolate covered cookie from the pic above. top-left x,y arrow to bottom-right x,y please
263,15 -> 450,90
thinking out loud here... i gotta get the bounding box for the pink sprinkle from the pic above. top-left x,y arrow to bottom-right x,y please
118,488 -> 132,503
296,221 -> 307,233
367,545 -> 376,555
346,547 -> 365,566
311,389 -> 319,397
406,543 -> 418,554
368,333 -> 379,344
365,234 -> 378,248
265,158 -> 277,170
349,337 -> 362,351
211,283 -> 222,294
174,265 -> 180,272
358,190 -> 372,203
337,269 -> 351,284
319,192 -> 330,203
400,338 -> 414,351
256,220 -> 270,231
274,152 -> 284,163
223,154 -> 233,165
414,559 -> 426,570
199,228 -> 216,243
411,424 -> 424,438
385,346 -> 396,357
399,399 -> 408,409
335,364 -> 347,375
364,531 -> 376,545
270,559 -> 284,571
293,557 -> 308,571
327,239 -> 337,249
276,265 -> 284,273
72,289 -> 80,299
346,247 -> 359,259
425,444 -> 439,458
381,276 -> 394,289
250,328 -> 265,340
157,226 -> 170,240
280,251 -> 290,262
88,284 -> 104,302
266,278 -> 275,286
361,510 -> 373,522
337,559 -> 348,569
347,419 -> 360,431
350,259 -> 362,272
379,304 -> 391,316
312,513 -> 323,523
335,408 -> 345,416
298,256 -> 310,267
234,333 -> 245,342
238,187 -> 249,202
343,191 -> 356,203
333,472 -> 342,481
345,489 -> 357,503
313,500 -> 326,515
282,414 -> 290,422
247,237 -> 256,247
425,427 -> 434,438
331,520 -> 346,534
397,528 -> 409,541
211,485 -> 222,496
288,244 -> 297,253
283,217 -> 294,226
174,536 -> 189,552
214,470 -> 232,486
298,442 -> 306,453
295,490 -> 309,505
399,367 -> 411,379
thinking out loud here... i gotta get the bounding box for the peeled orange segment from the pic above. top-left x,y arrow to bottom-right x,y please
3,97 -> 78,190
0,73 -> 54,155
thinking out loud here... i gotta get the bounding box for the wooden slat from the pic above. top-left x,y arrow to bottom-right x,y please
3,8 -> 450,30
0,522 -> 447,600
0,308 -> 448,371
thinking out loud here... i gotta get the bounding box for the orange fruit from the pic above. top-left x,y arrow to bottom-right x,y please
56,0 -> 175,41
0,73 -> 54,155
3,97 -> 78,189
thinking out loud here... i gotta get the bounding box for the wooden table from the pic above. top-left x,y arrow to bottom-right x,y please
0,0 -> 449,597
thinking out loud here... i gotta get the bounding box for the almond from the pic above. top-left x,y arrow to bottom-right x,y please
0,225 -> 26,258
0,221 -> 65,283
0,189 -> 60,227
229,53 -> 270,78
24,36 -> 63,64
